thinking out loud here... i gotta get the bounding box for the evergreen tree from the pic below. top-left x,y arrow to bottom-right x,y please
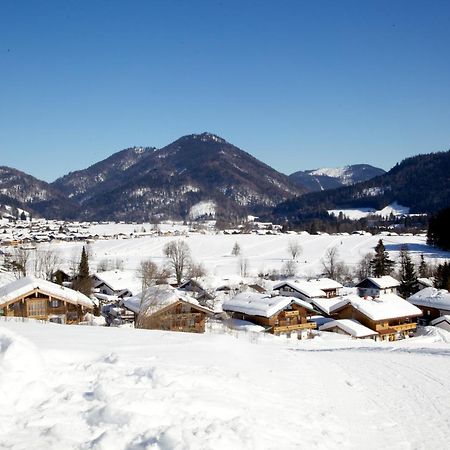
370,239 -> 394,277
398,245 -> 416,298
418,253 -> 429,278
435,262 -> 450,290
73,246 -> 92,298
427,207 -> 450,251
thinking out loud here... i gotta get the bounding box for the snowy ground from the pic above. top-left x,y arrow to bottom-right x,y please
1,320 -> 450,450
32,229 -> 450,285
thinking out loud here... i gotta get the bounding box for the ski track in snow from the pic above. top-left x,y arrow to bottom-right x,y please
1,322 -> 450,450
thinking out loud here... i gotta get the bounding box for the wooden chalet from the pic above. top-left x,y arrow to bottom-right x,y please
407,287 -> 450,325
223,292 -> 317,338
92,271 -> 133,298
0,276 -> 94,324
274,278 -> 343,302
331,294 -> 422,341
355,276 -> 400,298
124,285 -> 214,333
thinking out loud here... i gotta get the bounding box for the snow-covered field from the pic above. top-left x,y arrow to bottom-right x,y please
35,227 -> 450,286
1,320 -> 450,449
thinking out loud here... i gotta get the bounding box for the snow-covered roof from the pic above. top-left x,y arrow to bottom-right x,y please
319,319 -> 378,338
359,276 -> 400,289
223,292 -> 315,318
123,285 -> 210,315
350,293 -> 422,321
273,281 -> 325,298
417,278 -> 434,288
408,288 -> 450,312
430,315 -> 450,326
273,278 -> 342,299
93,270 -> 139,294
0,276 -> 94,309
311,296 -> 351,315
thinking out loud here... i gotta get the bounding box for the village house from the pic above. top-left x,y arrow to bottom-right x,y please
92,271 -> 135,299
0,276 -> 94,324
356,276 -> 400,298
330,293 -> 422,341
274,278 -> 343,302
124,285 -> 214,333
223,292 -> 317,338
407,287 -> 450,325
414,277 -> 434,292
319,319 -> 379,340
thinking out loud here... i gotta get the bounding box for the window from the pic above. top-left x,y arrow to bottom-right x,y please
27,299 -> 47,317
50,299 -> 60,308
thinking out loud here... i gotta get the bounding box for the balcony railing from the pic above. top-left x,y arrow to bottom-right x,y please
273,322 -> 316,333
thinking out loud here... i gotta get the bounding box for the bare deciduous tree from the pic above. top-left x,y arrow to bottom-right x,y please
97,258 -> 124,272
281,259 -> 297,278
137,259 -> 169,290
163,240 -> 191,285
7,248 -> 31,279
33,249 -> 61,280
231,241 -> 241,256
188,261 -> 206,279
321,246 -> 350,283
287,239 -> 302,260
354,252 -> 373,281
238,256 -> 249,277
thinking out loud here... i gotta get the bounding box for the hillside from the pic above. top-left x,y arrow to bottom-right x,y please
52,146 -> 156,203
0,166 -> 78,218
290,164 -> 385,192
60,133 -> 305,221
275,150 -> 450,219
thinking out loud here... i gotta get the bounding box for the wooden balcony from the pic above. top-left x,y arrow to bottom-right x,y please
390,323 -> 416,332
273,322 -> 316,333
284,310 -> 299,318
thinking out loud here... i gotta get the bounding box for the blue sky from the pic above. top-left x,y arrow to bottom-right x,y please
1,0 -> 450,181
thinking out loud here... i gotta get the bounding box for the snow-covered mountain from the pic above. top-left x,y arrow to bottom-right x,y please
290,164 -> 386,192
276,150 -> 450,218
0,166 -> 76,218
52,146 -> 156,203
61,133 -> 305,221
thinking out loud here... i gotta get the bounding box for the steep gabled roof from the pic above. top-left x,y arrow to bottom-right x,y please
0,276 -> 94,309
408,287 -> 450,311
356,276 -> 400,290
123,285 -> 213,316
223,292 -> 315,318
350,293 -> 421,321
92,270 -> 138,294
274,278 -> 343,299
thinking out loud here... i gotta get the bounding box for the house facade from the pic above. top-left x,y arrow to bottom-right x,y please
0,276 -> 94,324
274,278 -> 343,302
356,276 -> 400,298
223,292 -> 317,337
125,285 -> 214,333
332,294 -> 422,341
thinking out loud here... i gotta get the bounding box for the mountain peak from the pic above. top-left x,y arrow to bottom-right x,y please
183,132 -> 227,144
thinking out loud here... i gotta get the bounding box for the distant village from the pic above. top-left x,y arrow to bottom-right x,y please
1,212 -> 450,342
